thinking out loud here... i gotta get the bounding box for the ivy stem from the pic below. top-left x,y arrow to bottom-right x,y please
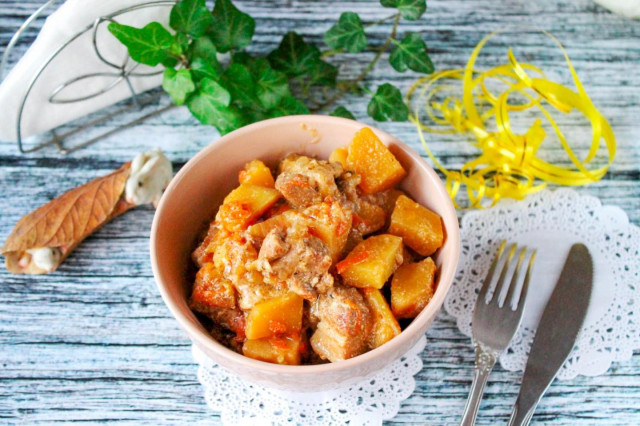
179,54 -> 189,68
365,13 -> 398,28
321,48 -> 344,59
310,13 -> 400,113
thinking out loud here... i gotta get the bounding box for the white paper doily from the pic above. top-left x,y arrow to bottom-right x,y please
192,336 -> 426,425
445,188 -> 640,379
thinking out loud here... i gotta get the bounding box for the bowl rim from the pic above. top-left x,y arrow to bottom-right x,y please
150,115 -> 460,374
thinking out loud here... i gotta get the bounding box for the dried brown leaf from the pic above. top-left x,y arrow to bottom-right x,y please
2,163 -> 131,255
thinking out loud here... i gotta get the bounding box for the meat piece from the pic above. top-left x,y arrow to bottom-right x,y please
275,155 -> 343,208
188,301 -> 246,339
192,221 -> 218,267
352,200 -> 386,235
342,228 -> 364,258
310,285 -> 373,362
208,231 -> 288,309
190,263 -> 235,310
275,173 -> 322,208
312,285 -> 372,337
208,308 -> 246,339
255,212 -> 334,301
233,270 -> 287,310
335,170 -> 361,209
208,324 -> 243,354
258,229 -> 289,262
269,236 -> 333,300
361,188 -> 405,216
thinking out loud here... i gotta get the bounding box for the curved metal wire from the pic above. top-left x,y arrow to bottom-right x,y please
3,0 -> 176,154
0,0 -> 59,80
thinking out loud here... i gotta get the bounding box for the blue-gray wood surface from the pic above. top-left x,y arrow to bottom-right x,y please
1,0 -> 639,424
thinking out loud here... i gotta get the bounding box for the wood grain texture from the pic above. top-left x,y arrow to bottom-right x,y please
0,0 -> 639,424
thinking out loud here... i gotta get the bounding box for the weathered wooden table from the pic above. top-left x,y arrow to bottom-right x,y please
1,0 -> 639,423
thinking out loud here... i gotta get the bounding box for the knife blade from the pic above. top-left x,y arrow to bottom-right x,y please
508,243 -> 594,426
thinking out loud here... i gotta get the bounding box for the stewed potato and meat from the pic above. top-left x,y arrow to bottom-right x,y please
189,128 -> 445,365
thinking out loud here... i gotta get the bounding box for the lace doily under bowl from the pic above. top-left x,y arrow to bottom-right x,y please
445,188 -> 640,379
192,336 -> 426,425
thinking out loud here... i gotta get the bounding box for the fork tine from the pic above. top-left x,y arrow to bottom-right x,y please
504,247 -> 527,309
487,243 -> 518,305
513,249 -> 536,315
476,240 -> 507,306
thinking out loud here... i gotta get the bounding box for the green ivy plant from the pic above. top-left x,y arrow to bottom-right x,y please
108,0 -> 433,135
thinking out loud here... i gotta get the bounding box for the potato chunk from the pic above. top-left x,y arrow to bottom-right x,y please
329,147 -> 348,167
243,335 -> 302,365
239,159 -> 275,188
216,183 -> 281,231
245,292 -> 303,340
391,257 -> 437,319
361,288 -> 401,349
389,195 -> 444,256
303,199 -> 352,261
337,234 -> 403,289
346,127 -> 406,194
190,263 -> 235,310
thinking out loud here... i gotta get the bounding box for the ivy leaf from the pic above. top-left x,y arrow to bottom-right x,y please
161,56 -> 179,68
174,33 -> 190,55
209,0 -> 255,53
389,33 -> 434,73
226,54 -> 290,110
170,0 -> 213,37
187,78 -> 245,134
380,0 -> 426,21
324,12 -> 367,53
107,22 -> 173,66
191,57 -> 221,81
207,105 -> 247,134
162,68 -> 196,105
367,83 -> 408,121
253,59 -> 291,110
267,32 -> 323,77
189,36 -> 219,64
244,107 -> 269,124
308,61 -> 338,87
330,106 -> 356,120
230,52 -> 253,67
221,63 -> 259,107
268,97 -> 310,118
187,78 -> 231,118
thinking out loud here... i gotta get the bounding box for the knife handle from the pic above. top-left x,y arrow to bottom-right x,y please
507,395 -> 537,426
459,345 -> 498,426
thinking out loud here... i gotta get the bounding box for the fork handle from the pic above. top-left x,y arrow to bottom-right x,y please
459,344 -> 498,426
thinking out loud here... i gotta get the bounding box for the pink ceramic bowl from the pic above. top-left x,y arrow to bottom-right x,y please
150,115 -> 460,391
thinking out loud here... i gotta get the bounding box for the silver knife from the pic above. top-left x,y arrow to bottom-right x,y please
508,243 -> 594,426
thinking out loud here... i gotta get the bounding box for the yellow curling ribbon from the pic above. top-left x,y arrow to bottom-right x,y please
407,30 -> 616,209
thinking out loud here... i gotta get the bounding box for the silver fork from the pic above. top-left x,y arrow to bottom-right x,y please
459,241 -> 536,426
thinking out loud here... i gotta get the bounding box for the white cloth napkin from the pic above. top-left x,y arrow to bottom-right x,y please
594,0 -> 640,18
0,0 -> 171,142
